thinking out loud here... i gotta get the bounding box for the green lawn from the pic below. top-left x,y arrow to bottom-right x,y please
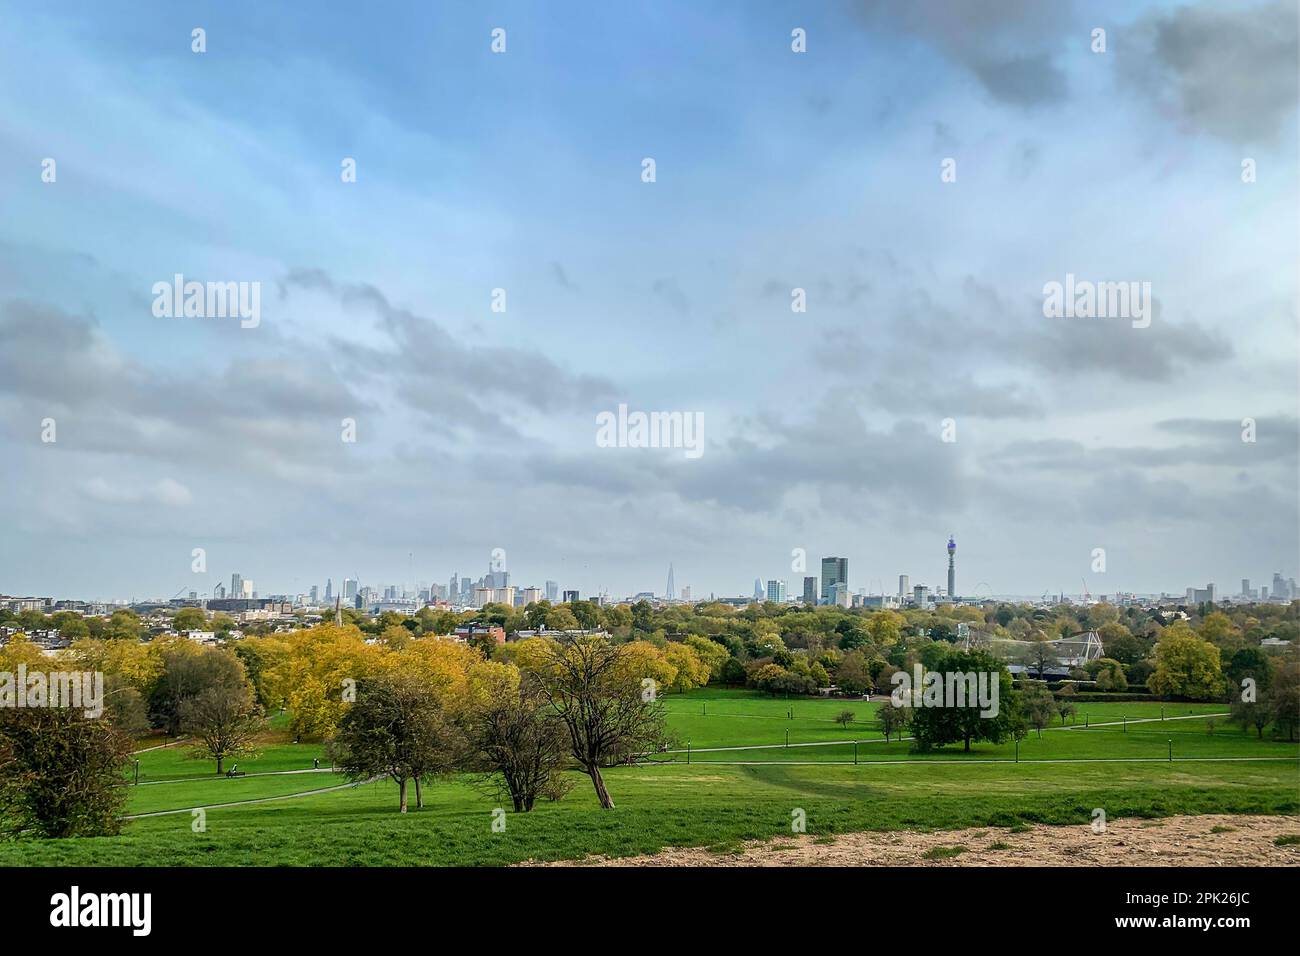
0,688 -> 1293,866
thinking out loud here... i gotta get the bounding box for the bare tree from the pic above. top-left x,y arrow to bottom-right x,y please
534,638 -> 666,809
467,674 -> 568,812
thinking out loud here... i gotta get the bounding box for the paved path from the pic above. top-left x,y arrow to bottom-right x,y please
659,712 -> 1230,755
125,777 -> 378,819
134,767 -> 336,787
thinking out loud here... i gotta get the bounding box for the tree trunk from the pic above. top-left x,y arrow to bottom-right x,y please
963,736 -> 971,752
414,777 -> 423,808
216,756 -> 223,774
587,764 -> 615,809
399,777 -> 408,813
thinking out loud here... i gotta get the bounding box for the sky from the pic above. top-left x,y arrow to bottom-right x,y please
0,0 -> 1296,602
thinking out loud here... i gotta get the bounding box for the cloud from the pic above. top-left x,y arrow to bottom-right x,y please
81,476 -> 191,507
1120,0 -> 1299,143
281,269 -> 615,435
858,0 -> 1074,108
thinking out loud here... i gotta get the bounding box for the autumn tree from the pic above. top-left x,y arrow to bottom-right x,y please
1147,626 -> 1224,700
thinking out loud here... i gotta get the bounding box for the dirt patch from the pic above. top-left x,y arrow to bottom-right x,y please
519,814 -> 1300,867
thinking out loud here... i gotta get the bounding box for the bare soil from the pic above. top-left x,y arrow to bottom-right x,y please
520,814 -> 1300,867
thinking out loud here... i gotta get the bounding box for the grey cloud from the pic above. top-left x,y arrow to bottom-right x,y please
1120,0 -> 1298,143
858,0 -> 1074,107
281,268 -> 616,427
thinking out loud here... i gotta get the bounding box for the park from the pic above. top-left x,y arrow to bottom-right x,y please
0,686 -> 1294,867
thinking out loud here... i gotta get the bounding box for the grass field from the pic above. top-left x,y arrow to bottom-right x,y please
0,689 -> 1295,866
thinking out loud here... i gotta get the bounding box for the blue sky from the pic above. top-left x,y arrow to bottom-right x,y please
0,0 -> 1296,601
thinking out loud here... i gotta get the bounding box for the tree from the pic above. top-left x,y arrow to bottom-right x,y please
534,638 -> 667,809
329,673 -> 461,812
1230,695 -> 1270,739
465,669 -> 568,813
907,650 -> 1018,753
866,611 -> 904,647
750,663 -> 791,696
181,680 -> 266,774
148,646 -> 246,735
1198,611 -> 1242,652
1020,681 -> 1057,738
1093,658 -> 1128,692
683,635 -> 730,681
877,699 -> 909,742
836,651 -> 874,696
835,710 -> 855,728
1269,662 -> 1300,742
1020,638 -> 1056,679
1147,626 -> 1224,699
1226,647 -> 1273,698
172,607 -> 206,632
0,708 -> 132,838
1098,622 -> 1144,664
662,643 -> 710,693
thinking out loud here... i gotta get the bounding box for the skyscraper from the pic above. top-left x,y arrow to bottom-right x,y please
803,576 -> 817,605
753,578 -> 764,601
545,580 -> 559,602
898,574 -> 910,598
231,573 -> 243,598
820,557 -> 847,603
766,579 -> 786,602
324,578 -> 332,602
666,564 -> 675,600
947,536 -> 956,600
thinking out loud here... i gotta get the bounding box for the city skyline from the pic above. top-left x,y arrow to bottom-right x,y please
0,1 -> 1296,601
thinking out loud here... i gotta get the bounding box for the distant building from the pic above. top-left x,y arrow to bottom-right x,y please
831,582 -> 850,608
454,624 -> 506,646
913,584 -> 931,605
563,589 -> 579,603
680,585 -> 692,602
766,580 -> 787,603
803,576 -> 817,605
821,557 -> 847,603
946,536 -> 957,601
545,580 -> 559,602
898,574 -> 910,598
